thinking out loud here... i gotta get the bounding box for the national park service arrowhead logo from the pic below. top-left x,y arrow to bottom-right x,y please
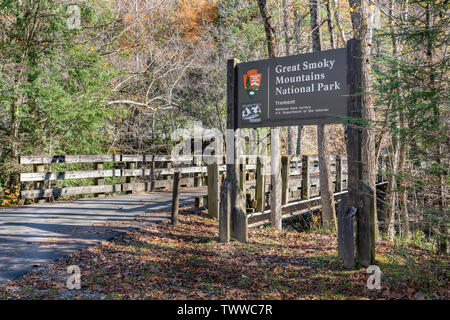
243,69 -> 262,98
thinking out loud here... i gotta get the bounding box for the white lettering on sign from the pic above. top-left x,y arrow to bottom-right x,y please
276,72 -> 325,85
275,59 -> 336,74
273,58 -> 341,97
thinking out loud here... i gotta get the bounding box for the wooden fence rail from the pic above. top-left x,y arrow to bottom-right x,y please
19,154 -> 354,208
196,154 -> 386,228
19,153 -> 388,241
19,154 -> 212,200
202,154 -> 352,225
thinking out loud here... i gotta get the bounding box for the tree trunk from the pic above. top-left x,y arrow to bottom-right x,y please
326,0 -> 336,49
333,0 -> 347,46
287,126 -> 297,156
397,137 -> 409,239
257,0 -> 282,231
257,0 -> 277,59
385,139 -> 398,240
282,0 -> 290,56
281,0 -> 297,156
309,0 -> 337,232
383,0 -> 399,241
437,142 -> 448,253
318,125 -> 337,231
270,128 -> 282,231
293,5 -> 305,156
425,2 -> 446,252
309,0 -> 322,52
10,98 -> 21,160
348,0 -> 377,266
296,126 -> 302,155
134,0 -> 140,72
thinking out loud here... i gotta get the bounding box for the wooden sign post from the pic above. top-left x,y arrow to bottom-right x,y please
346,39 -> 375,267
219,58 -> 247,243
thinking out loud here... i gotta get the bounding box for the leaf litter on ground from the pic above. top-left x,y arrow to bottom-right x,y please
0,206 -> 448,300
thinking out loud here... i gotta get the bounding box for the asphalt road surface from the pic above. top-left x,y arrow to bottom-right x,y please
0,188 -> 206,284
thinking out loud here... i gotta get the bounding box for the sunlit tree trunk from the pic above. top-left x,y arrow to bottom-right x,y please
310,0 -> 337,232
257,0 -> 282,231
281,0 -> 297,156
425,1 -> 447,252
333,0 -> 346,46
384,0 -> 400,240
257,0 -> 277,59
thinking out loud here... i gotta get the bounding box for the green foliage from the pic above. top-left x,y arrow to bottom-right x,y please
372,0 -> 449,247
0,0 -> 120,186
373,1 -> 449,147
216,0 -> 266,61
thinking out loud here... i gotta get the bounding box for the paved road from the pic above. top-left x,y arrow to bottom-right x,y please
0,188 -> 206,284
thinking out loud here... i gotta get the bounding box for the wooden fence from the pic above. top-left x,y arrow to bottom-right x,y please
200,155 -> 353,227
19,153 -> 387,227
19,154 -> 207,201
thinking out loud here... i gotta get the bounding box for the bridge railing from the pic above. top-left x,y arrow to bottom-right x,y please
19,154 -> 213,201
200,155 -> 351,223
18,153 -> 388,223
243,155 -> 388,227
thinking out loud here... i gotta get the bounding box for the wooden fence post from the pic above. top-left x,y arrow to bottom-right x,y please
338,198 -> 344,263
301,155 -> 310,199
33,164 -> 46,203
220,179 -> 232,242
150,159 -> 156,191
363,187 -> 376,264
126,162 -> 137,194
335,155 -> 343,192
337,194 -> 348,262
195,196 -> 205,207
171,171 -> 181,225
255,156 -> 265,212
207,161 -> 220,219
281,155 -> 290,205
166,161 -> 172,181
239,159 -> 246,192
222,58 -> 247,243
337,205 -> 356,269
194,155 -> 203,187
94,162 -> 105,197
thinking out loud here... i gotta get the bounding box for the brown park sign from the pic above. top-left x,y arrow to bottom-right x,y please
236,48 -> 348,128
